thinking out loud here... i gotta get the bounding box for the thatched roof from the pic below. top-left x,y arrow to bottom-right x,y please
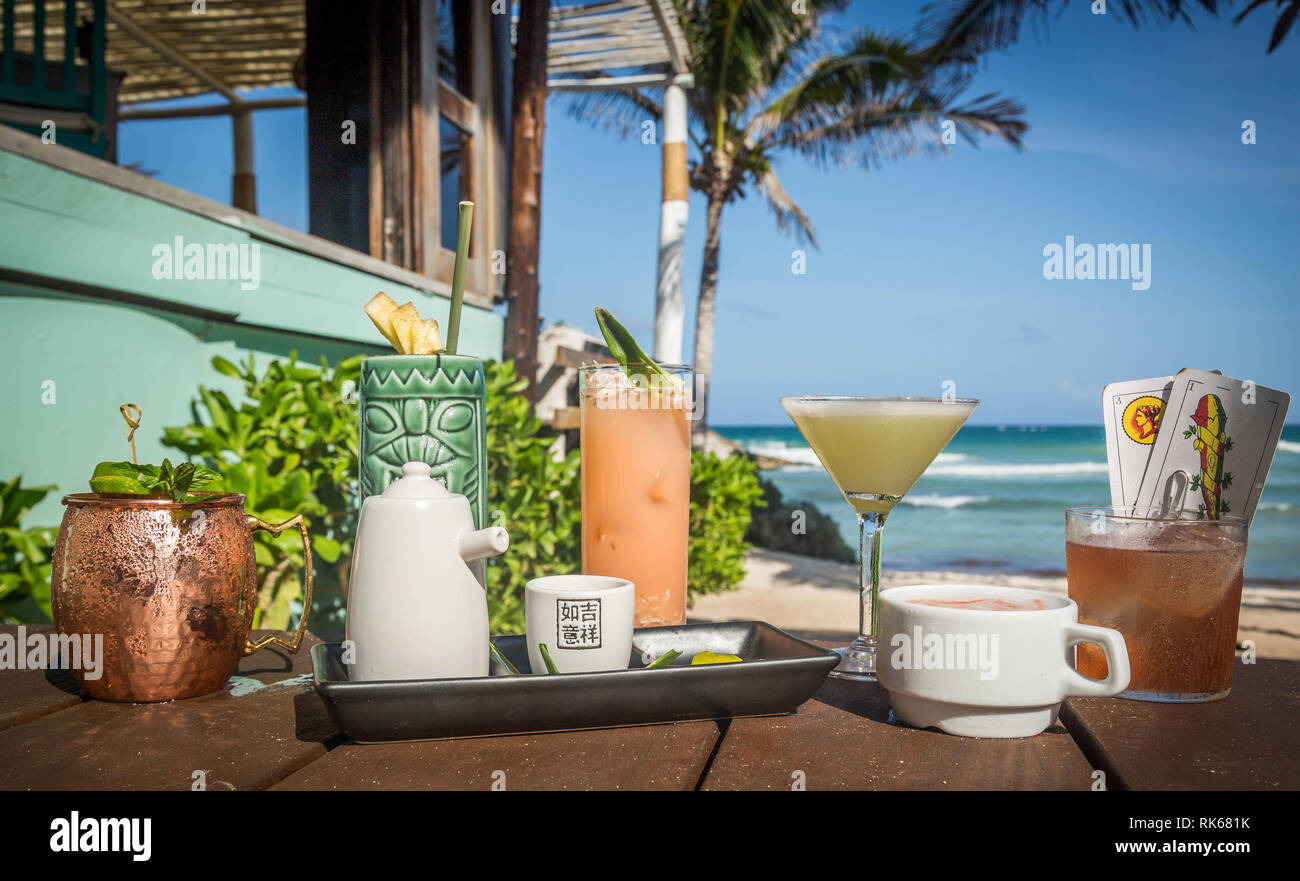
8,1 -> 303,105
6,0 -> 685,107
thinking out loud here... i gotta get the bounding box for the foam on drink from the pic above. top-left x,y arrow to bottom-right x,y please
910,597 -> 1048,611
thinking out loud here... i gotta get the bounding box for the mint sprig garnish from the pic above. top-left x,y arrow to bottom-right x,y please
90,458 -> 220,503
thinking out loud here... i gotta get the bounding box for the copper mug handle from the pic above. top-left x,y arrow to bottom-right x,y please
244,514 -> 315,655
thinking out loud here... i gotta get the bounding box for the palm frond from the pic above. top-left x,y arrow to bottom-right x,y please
560,86 -> 665,141
683,0 -> 845,141
762,80 -> 1025,172
916,0 -> 1226,61
1234,0 -> 1300,52
751,166 -> 818,247
747,31 -> 926,145
742,26 -> 1026,172
768,97 -> 947,169
942,92 -> 1029,148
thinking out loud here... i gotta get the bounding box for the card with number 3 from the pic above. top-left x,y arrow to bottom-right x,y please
1103,376 -> 1174,507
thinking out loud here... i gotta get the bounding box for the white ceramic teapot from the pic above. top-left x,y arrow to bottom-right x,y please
346,461 -> 509,681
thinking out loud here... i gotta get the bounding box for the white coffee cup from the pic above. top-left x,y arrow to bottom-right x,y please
525,575 -> 635,674
876,584 -> 1130,738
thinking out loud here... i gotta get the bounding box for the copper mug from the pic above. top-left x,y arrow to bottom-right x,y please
50,492 -> 314,702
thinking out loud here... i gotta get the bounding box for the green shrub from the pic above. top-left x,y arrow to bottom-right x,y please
161,353 -> 361,630
745,476 -> 855,563
482,360 -> 581,633
688,452 -> 765,600
0,477 -> 58,624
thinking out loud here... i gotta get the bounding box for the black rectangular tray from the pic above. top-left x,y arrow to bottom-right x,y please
312,621 -> 838,742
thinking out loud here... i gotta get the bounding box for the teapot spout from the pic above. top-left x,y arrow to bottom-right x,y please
459,526 -> 509,563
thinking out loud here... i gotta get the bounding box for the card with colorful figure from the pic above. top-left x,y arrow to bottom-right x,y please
1134,368 -> 1290,524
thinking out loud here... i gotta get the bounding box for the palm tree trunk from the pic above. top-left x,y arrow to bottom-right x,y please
691,189 -> 725,450
504,0 -> 550,403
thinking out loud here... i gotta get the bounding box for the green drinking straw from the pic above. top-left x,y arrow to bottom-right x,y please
445,200 -> 474,355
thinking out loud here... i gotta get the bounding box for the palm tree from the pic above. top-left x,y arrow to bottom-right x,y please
567,0 -> 1027,446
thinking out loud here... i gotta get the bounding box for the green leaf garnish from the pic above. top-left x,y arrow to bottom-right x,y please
643,649 -> 682,669
89,457 -> 220,502
489,641 -> 520,675
594,308 -> 682,389
538,643 -> 561,674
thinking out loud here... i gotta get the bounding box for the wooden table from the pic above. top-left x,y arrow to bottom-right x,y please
1,626 -> 1295,791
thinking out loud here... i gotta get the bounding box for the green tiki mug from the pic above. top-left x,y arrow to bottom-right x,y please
359,354 -> 488,528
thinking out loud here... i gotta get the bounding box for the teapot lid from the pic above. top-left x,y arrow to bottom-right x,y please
381,462 -> 456,500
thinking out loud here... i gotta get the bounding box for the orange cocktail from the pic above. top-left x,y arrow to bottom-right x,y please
580,364 -> 692,626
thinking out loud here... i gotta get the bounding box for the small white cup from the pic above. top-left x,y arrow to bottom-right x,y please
525,575 -> 635,674
876,584 -> 1130,738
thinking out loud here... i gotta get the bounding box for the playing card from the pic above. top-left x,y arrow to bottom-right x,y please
1102,376 -> 1174,506
1134,368 -> 1291,524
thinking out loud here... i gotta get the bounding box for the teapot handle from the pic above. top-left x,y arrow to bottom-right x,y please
244,514 -> 315,655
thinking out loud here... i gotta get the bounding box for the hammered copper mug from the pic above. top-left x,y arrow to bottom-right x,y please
50,492 -> 314,702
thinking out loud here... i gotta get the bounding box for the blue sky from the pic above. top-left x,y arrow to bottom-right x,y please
118,1 -> 1300,425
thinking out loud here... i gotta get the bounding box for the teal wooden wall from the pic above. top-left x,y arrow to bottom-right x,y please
0,145 -> 504,527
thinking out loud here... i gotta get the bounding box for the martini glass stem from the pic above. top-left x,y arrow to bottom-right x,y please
859,511 -> 885,648
829,509 -> 887,680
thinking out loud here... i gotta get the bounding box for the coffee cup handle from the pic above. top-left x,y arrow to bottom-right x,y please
1061,622 -> 1130,697
244,514 -> 315,655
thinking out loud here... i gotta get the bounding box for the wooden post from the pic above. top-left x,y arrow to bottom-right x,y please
231,108 -> 256,213
654,75 -> 690,364
371,0 -> 413,268
304,0 -> 373,253
504,0 -> 550,402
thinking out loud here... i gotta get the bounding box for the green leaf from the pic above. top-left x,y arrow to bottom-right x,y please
1,527 -> 44,563
261,574 -> 301,631
253,542 -> 275,567
191,466 -> 222,489
0,478 -> 57,530
312,535 -> 341,564
489,642 -> 520,675
89,474 -> 153,495
644,649 -> 682,669
92,461 -> 151,480
199,387 -> 234,435
538,643 -> 561,674
594,308 -> 681,387
211,356 -> 244,379
171,462 -> 196,502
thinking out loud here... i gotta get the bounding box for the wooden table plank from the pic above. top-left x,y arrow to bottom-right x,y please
701,678 -> 1098,790
0,626 -> 86,732
272,721 -> 722,791
0,630 -> 340,791
1061,658 -> 1300,791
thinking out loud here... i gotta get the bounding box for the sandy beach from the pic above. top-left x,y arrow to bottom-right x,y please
688,547 -> 1300,661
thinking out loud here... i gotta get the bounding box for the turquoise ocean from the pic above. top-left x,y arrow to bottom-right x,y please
715,425 -> 1300,585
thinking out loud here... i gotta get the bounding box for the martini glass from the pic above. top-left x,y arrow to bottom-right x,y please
780,396 -> 978,681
